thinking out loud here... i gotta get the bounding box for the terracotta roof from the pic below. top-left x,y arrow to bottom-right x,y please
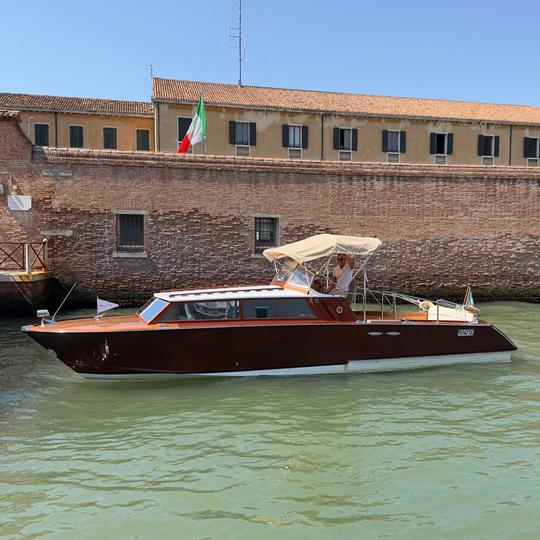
153,78 -> 540,125
0,93 -> 152,116
0,109 -> 20,120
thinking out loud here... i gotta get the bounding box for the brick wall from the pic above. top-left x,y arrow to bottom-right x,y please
1,114 -> 539,304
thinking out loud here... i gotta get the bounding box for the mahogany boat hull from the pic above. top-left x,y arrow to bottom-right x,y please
24,320 -> 517,379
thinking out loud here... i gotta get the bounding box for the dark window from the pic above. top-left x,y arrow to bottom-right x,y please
34,124 -> 49,146
116,214 -> 144,252
339,128 -> 352,150
387,131 -> 400,153
289,125 -> 301,148
103,127 -> 117,149
178,117 -> 191,142
159,300 -> 240,321
69,126 -> 84,148
242,298 -> 315,319
435,133 -> 446,154
236,122 -> 249,145
136,129 -> 150,151
255,217 -> 278,254
524,137 -> 539,158
482,135 -> 494,156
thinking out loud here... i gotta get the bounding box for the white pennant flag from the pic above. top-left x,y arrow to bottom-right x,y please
97,297 -> 119,315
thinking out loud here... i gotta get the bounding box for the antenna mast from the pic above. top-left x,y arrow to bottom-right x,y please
238,0 -> 242,86
230,0 -> 243,86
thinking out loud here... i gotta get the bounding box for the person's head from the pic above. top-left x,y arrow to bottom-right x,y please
336,253 -> 347,268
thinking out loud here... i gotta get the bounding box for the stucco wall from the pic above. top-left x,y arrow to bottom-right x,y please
157,101 -> 540,167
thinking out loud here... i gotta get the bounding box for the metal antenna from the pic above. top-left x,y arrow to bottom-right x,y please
230,0 -> 243,86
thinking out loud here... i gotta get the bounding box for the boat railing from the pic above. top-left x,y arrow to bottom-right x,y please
353,287 -> 465,322
0,240 -> 48,273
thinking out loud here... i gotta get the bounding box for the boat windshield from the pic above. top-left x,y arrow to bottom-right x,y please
273,260 -> 314,290
137,297 -> 169,323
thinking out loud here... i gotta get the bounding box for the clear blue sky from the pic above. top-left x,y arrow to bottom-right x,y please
1,0 -> 539,106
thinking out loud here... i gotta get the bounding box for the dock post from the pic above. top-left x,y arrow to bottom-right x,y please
24,243 -> 31,274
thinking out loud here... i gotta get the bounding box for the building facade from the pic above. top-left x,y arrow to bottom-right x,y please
153,78 -> 540,167
3,80 -> 540,166
1,112 -> 539,306
0,93 -> 154,152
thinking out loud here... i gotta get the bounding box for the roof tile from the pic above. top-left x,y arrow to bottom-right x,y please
0,93 -> 152,116
153,78 -> 540,125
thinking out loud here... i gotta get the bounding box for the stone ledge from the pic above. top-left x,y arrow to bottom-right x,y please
33,147 -> 540,180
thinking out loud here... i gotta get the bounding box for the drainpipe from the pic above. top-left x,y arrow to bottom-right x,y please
54,112 -> 58,147
154,102 -> 160,151
320,113 -> 325,161
508,125 -> 513,166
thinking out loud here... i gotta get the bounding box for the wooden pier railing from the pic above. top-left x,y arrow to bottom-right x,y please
0,241 -> 48,273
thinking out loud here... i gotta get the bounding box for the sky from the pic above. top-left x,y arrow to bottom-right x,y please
1,0 -> 540,106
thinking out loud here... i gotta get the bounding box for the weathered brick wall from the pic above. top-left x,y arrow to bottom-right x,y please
1,115 -> 539,304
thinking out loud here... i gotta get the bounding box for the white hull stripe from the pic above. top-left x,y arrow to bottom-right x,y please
79,351 -> 513,380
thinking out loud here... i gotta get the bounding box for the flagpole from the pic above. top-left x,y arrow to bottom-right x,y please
201,84 -> 205,154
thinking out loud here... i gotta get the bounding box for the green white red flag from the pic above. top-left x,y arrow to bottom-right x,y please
178,96 -> 206,153
463,286 -> 474,307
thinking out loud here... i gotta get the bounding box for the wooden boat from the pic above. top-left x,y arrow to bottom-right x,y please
22,235 -> 517,379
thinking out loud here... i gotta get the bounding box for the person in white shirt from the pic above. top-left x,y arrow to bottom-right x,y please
330,254 -> 356,303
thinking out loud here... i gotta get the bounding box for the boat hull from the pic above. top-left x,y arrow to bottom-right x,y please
25,320 -> 517,379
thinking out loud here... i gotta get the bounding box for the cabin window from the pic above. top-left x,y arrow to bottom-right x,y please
159,300 -> 240,321
242,298 -> 315,319
34,124 -> 49,146
136,129 -> 150,151
254,217 -> 279,254
138,298 -> 169,322
116,214 -> 144,252
103,127 -> 117,149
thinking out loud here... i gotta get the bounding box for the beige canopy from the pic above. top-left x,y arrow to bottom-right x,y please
263,234 -> 382,264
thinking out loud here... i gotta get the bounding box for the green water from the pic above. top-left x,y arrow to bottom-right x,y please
1,303 -> 539,539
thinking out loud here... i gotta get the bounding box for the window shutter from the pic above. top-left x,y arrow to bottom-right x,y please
351,129 -> 358,151
333,128 -> 340,150
382,130 -> 388,152
429,133 -> 437,154
399,131 -> 406,153
523,137 -> 533,158
301,125 -> 308,149
282,124 -> 289,148
249,122 -> 257,146
477,135 -> 484,156
494,136 -> 500,157
447,133 -> 454,155
178,118 -> 191,141
229,121 -> 236,145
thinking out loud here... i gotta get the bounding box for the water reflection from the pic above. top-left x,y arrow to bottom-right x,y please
1,303 -> 540,539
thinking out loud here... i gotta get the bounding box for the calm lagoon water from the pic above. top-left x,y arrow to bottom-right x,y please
1,302 -> 539,539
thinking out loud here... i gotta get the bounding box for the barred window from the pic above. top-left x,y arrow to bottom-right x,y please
116,214 -> 144,252
254,217 -> 279,254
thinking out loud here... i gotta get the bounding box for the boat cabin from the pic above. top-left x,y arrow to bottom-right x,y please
137,285 -> 356,324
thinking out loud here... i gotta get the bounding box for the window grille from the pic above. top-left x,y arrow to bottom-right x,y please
116,214 -> 144,252
254,217 -> 278,254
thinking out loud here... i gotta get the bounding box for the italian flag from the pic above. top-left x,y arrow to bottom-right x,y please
463,286 -> 474,307
178,96 -> 206,153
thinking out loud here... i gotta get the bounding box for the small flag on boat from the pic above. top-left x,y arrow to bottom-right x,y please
177,95 -> 206,153
97,298 -> 119,315
463,286 -> 474,308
